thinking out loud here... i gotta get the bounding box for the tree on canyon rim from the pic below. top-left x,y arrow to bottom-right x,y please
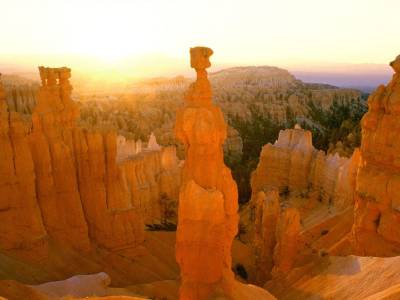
227,104 -> 285,203
303,97 -> 367,154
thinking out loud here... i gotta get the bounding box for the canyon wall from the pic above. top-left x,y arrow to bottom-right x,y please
0,68 -> 180,258
351,55 -> 400,255
248,124 -> 360,282
251,124 -> 360,210
0,73 -> 48,256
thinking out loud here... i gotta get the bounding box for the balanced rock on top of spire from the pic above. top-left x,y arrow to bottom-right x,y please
174,47 -> 275,300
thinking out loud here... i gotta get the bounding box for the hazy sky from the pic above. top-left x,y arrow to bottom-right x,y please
1,0 -> 399,77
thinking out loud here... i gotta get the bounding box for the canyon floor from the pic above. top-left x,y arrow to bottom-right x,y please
2,227 -> 400,299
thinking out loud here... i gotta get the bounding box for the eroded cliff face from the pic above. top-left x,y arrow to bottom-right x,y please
251,125 -> 360,210
120,144 -> 181,224
352,55 -> 400,256
272,207 -> 301,275
247,125 -> 360,282
0,73 -> 47,256
175,47 -> 275,300
0,68 -> 181,258
28,67 -> 91,250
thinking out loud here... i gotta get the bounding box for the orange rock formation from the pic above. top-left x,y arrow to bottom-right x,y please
352,55 -> 400,255
175,46 -> 239,299
251,125 -> 360,210
248,125 -> 361,282
175,47 -> 275,300
253,190 -> 280,283
0,73 -> 47,256
0,67 -> 181,258
272,207 -> 301,275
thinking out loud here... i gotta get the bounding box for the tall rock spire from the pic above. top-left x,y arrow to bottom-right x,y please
175,46 -> 238,299
351,54 -> 400,255
175,47 -> 275,299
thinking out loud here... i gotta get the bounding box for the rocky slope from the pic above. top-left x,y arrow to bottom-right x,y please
265,255 -> 400,300
209,66 -> 360,121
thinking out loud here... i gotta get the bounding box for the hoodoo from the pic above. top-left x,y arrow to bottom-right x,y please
0,66 -> 182,261
352,55 -> 400,255
175,47 -> 275,300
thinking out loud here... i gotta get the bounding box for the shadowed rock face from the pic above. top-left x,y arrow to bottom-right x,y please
0,73 -> 48,256
252,190 -> 280,284
175,47 -> 275,300
352,55 -> 400,255
272,207 -> 301,275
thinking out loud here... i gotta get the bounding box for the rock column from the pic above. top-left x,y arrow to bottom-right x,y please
352,55 -> 400,255
175,47 -> 239,299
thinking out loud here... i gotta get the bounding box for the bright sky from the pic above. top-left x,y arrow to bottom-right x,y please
1,0 -> 399,78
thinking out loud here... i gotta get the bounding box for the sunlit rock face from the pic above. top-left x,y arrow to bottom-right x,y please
310,149 -> 361,209
175,47 -> 275,300
352,55 -> 400,256
29,67 -> 91,251
119,144 -> 181,223
0,67 -> 181,258
251,125 -> 360,210
248,125 -> 360,283
251,126 -> 314,194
